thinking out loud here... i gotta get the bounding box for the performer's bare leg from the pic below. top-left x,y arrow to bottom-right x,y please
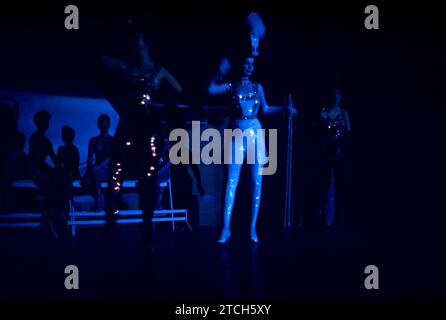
218,162 -> 242,243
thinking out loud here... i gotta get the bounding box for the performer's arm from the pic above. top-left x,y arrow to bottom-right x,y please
87,138 -> 94,173
157,67 -> 183,93
101,55 -> 127,72
258,83 -> 279,115
49,143 -> 58,168
258,83 -> 297,116
208,79 -> 231,96
208,58 -> 232,95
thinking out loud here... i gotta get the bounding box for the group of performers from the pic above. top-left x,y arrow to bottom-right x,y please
98,12 -> 350,248
0,12 -> 351,248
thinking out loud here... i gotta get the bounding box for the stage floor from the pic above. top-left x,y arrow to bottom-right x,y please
0,226 -> 438,299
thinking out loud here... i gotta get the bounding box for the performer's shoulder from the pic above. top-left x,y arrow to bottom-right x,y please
254,82 -> 263,91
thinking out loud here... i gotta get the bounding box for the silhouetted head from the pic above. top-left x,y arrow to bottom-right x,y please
62,125 -> 75,144
97,114 -> 110,134
33,110 -> 51,132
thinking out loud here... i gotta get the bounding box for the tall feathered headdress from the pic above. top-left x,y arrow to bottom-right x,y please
244,12 -> 266,57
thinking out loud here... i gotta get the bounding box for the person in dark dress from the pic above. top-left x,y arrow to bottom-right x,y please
101,31 -> 183,250
319,88 -> 352,228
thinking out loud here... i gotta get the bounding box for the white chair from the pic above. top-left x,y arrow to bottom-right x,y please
68,170 -> 192,236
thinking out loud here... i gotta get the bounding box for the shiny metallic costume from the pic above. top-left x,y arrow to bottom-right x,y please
220,81 -> 266,242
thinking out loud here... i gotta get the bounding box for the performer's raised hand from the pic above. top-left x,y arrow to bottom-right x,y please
217,58 -> 231,78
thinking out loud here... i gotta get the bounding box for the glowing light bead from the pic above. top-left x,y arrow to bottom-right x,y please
150,166 -> 155,171
126,141 -> 132,146
147,173 -> 152,177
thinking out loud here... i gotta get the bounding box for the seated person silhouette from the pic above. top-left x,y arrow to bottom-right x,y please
29,110 -> 57,174
57,125 -> 81,181
29,110 -> 67,237
86,114 -> 113,211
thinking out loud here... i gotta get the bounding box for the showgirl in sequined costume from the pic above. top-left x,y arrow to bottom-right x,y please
209,56 -> 295,244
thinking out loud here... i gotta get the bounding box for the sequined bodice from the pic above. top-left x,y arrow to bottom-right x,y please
230,82 -> 261,120
321,107 -> 348,142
